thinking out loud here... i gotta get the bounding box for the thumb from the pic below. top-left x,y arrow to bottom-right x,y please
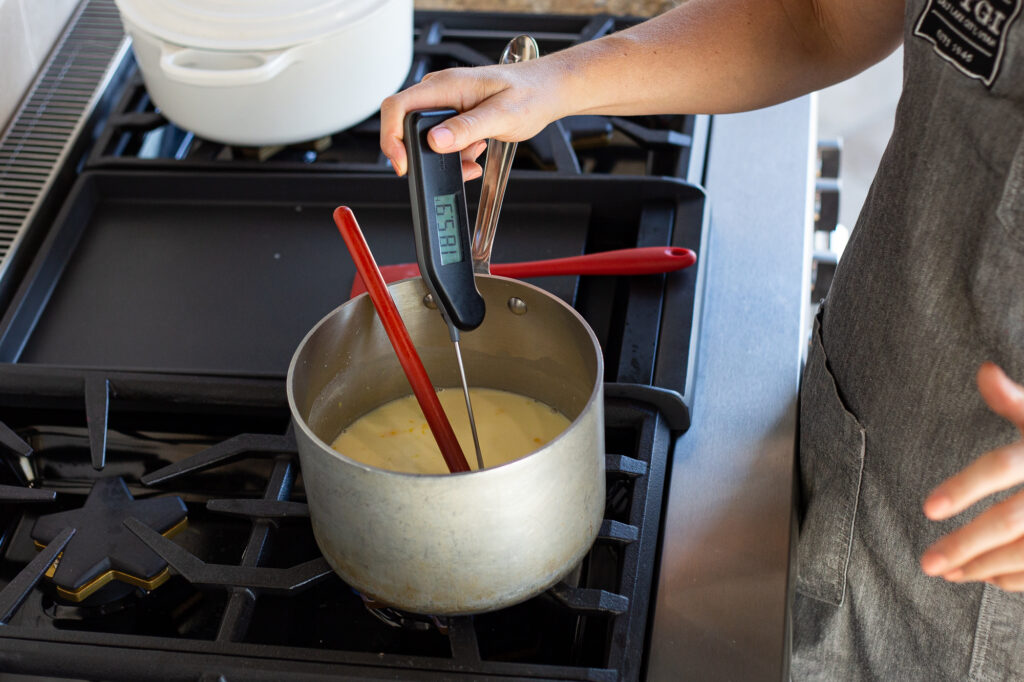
426,96 -> 529,155
978,362 -> 1024,433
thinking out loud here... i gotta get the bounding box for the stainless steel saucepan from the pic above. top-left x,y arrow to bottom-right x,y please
286,275 -> 604,614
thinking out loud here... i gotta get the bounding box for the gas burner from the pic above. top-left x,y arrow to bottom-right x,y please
226,135 -> 334,163
31,477 -> 187,602
357,591 -> 450,634
42,580 -> 139,616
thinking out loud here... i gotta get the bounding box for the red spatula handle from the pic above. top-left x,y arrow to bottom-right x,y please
491,246 -> 695,278
334,207 -> 471,474
350,245 -> 697,298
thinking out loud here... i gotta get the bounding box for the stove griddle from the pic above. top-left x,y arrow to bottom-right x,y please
0,172 -> 598,376
0,172 -> 705,387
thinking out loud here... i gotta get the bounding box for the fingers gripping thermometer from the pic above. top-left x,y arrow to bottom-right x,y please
404,109 -> 487,470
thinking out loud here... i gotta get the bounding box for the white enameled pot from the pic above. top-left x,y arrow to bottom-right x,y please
114,0 -> 412,146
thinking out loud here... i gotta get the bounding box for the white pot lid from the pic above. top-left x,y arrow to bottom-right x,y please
115,0 -> 387,51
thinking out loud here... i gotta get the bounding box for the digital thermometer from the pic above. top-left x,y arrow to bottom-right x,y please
404,109 -> 486,469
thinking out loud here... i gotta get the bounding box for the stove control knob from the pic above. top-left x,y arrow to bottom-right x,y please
815,139 -> 842,234
811,140 -> 843,304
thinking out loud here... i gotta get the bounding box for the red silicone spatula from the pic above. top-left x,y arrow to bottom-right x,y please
349,246 -> 696,298
333,206 -> 471,474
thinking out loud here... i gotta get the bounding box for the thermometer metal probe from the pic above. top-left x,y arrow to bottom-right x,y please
404,109 -> 486,470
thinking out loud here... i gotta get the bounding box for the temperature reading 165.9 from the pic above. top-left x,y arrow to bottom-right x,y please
433,193 -> 464,266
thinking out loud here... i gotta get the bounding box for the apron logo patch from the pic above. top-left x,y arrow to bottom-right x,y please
914,0 -> 1022,86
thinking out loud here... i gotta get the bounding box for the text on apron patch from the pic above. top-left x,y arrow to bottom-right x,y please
914,0 -> 1021,86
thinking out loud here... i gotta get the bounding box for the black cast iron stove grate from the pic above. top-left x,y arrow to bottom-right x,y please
85,11 -> 708,185
0,371 -> 684,681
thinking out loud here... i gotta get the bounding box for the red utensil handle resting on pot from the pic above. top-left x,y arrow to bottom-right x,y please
498,246 -> 695,277
349,246 -> 696,298
333,206 -> 471,474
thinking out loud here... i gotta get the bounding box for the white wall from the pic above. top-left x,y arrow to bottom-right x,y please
0,0 -> 80,133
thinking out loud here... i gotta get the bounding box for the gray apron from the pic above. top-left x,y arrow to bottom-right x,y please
792,0 -> 1024,679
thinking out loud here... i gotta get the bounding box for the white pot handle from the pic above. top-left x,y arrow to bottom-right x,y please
158,44 -> 299,87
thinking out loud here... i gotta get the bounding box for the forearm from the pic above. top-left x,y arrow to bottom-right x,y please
548,0 -> 906,117
379,0 -> 905,174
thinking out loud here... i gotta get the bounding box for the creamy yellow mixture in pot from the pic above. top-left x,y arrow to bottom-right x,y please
330,387 -> 570,474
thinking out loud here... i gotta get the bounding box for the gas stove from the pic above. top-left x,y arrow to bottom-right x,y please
0,2 -> 815,680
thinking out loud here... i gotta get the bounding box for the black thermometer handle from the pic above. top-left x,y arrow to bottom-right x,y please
404,109 -> 485,333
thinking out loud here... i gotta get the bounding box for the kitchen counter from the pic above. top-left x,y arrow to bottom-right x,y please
415,0 -> 679,17
647,97 -> 814,680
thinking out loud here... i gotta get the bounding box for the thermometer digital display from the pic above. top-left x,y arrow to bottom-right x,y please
433,193 -> 464,265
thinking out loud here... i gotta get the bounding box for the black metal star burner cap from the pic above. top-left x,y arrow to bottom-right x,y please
31,477 -> 188,602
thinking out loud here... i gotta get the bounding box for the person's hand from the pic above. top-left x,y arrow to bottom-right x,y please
921,362 -> 1024,590
379,58 -> 569,180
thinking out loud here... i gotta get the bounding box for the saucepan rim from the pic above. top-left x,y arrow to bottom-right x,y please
285,274 -> 604,479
